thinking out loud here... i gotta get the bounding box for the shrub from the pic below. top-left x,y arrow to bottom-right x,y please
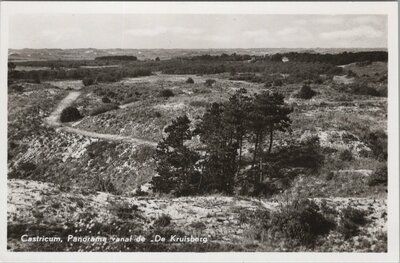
269,199 -> 335,246
89,104 -> 119,116
9,84 -> 24,93
102,97 -> 111,103
341,82 -> 381,97
273,136 -> 324,171
205,79 -> 216,87
154,214 -> 172,228
82,77 -> 94,86
363,130 -> 387,160
295,84 -> 317,99
159,89 -> 174,98
133,144 -> 156,163
186,77 -> 194,84
273,79 -> 283,86
60,106 -> 83,122
368,164 -> 387,186
113,202 -> 139,220
339,149 -> 353,161
338,206 -> 367,239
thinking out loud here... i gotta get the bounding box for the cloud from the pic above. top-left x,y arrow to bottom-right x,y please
125,26 -> 201,37
277,27 -> 309,36
39,28 -> 83,43
320,26 -> 384,40
351,16 -> 385,26
243,29 -> 271,38
315,17 -> 345,25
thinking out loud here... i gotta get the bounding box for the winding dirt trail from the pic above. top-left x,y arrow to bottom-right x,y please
45,91 -> 157,146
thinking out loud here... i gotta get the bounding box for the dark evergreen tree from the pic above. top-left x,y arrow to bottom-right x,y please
151,115 -> 200,196
247,91 -> 292,189
196,103 -> 237,194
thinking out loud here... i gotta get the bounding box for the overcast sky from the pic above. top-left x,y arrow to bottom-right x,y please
9,14 -> 387,49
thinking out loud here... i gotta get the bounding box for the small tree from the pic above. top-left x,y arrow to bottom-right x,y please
60,106 -> 83,122
186,77 -> 194,84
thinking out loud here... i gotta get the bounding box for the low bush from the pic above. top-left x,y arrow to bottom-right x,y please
154,214 -> 172,228
205,79 -> 216,87
101,97 -> 111,103
362,130 -> 387,160
89,104 -> 119,116
133,144 -> 156,163
269,199 -> 335,246
368,164 -> 387,186
295,84 -> 317,99
112,202 -> 139,220
339,149 -> 353,161
186,77 -> 194,84
82,77 -> 95,86
60,106 -> 83,122
9,84 -> 24,93
159,89 -> 174,98
272,136 -> 324,171
273,79 -> 283,87
338,206 -> 367,239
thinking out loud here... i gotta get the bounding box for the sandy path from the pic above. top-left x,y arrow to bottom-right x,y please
45,91 -> 157,146
45,91 -> 81,126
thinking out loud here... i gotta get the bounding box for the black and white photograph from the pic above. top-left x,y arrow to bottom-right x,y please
0,1 -> 399,262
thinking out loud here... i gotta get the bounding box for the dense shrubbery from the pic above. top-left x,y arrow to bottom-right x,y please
8,64 -> 152,83
338,206 -> 367,239
95,55 -> 138,61
89,104 -> 119,116
270,199 -> 335,246
60,106 -> 83,122
10,51 -> 385,86
242,199 -> 335,247
269,51 -> 387,65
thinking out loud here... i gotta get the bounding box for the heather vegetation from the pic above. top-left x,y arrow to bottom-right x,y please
7,50 -> 388,252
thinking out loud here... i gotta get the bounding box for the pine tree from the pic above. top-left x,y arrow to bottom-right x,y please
151,115 -> 200,196
196,103 -> 237,194
247,91 -> 292,189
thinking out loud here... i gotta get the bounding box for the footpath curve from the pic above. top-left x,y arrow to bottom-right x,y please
45,91 -> 157,147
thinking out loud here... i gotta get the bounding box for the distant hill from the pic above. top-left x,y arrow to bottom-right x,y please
8,48 -> 387,62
